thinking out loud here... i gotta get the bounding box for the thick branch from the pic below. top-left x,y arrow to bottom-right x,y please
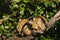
46,10 -> 60,31
6,35 -> 35,40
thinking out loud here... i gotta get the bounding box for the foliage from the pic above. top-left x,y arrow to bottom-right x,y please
0,0 -> 60,40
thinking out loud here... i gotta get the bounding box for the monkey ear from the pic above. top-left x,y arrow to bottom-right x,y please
16,19 -> 29,34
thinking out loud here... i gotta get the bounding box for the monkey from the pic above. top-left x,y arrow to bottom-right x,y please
16,16 -> 33,34
17,19 -> 33,36
32,16 -> 48,34
16,16 -> 48,36
16,19 -> 29,35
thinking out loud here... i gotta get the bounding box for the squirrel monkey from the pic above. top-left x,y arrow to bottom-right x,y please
17,16 -> 48,35
17,19 -> 32,36
16,19 -> 29,35
32,16 -> 48,34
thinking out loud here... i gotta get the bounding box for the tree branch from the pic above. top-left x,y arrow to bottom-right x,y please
46,10 -> 60,31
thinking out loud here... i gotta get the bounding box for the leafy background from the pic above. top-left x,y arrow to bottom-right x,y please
0,0 -> 60,40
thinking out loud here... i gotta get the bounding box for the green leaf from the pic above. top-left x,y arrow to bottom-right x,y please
24,0 -> 31,3
48,12 -> 54,18
10,26 -> 15,29
19,3 -> 25,15
52,3 -> 56,8
20,10 -> 24,15
12,0 -> 20,2
9,3 -> 18,10
27,8 -> 33,14
4,26 -> 9,29
46,15 -> 49,18
19,3 -> 25,10
53,9 -> 57,13
44,1 -> 49,7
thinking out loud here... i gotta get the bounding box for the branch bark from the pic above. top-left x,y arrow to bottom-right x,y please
6,35 -> 35,40
46,10 -> 60,31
